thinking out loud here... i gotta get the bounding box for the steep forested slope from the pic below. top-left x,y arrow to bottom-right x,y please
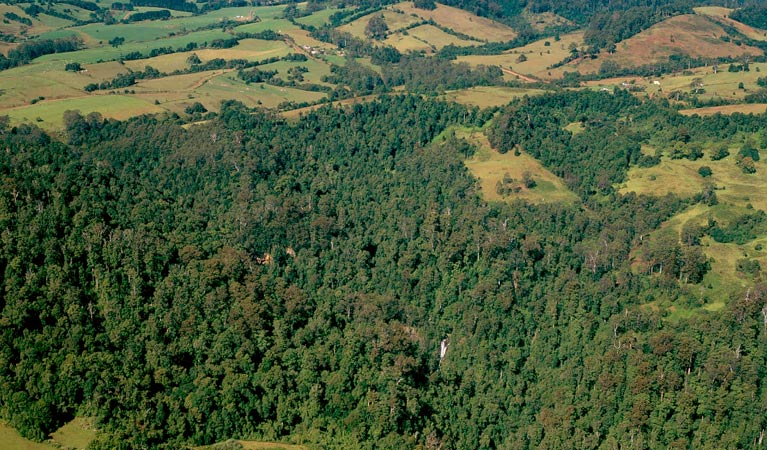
1,93 -> 766,449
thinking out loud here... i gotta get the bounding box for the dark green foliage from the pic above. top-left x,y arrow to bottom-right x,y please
0,36 -> 84,70
131,0 -> 198,13
65,62 -> 82,72
3,92 -> 767,450
738,141 -> 759,161
238,67 -> 277,84
731,3 -> 767,30
4,12 -> 32,26
123,9 -> 171,22
710,145 -> 730,161
323,59 -> 386,96
487,90 -> 646,196
698,166 -> 712,177
109,36 -> 125,47
736,258 -> 761,276
365,14 -> 388,40
382,55 -> 503,94
585,7 -> 670,51
709,211 -> 767,244
413,0 -> 436,10
738,156 -> 757,173
111,2 -> 134,10
184,102 -> 207,115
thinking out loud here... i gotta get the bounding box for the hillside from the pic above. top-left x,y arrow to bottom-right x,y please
570,14 -> 763,75
5,1 -> 767,449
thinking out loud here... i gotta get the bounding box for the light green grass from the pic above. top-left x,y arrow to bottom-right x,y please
681,104 -> 767,116
0,418 -> 97,450
0,63 -> 89,108
0,422 -> 51,450
294,7 -> 347,27
383,33 -> 433,53
49,417 -> 97,450
166,5 -> 288,30
392,1 -> 517,42
622,138 -> 767,306
191,72 -> 326,110
406,24 -> 481,49
256,58 -> 333,85
458,32 -> 584,80
234,18 -> 298,34
34,29 -> 232,65
439,86 -> 546,108
338,9 -> 422,39
6,94 -> 165,131
457,126 -> 578,204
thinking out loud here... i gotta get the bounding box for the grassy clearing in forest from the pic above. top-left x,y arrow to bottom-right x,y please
0,423 -> 50,450
392,2 -> 517,42
457,127 -> 578,204
586,61 -> 767,104
620,138 -> 767,303
0,418 -> 96,450
6,94 -> 165,130
680,103 -> 767,116
439,86 -> 545,107
338,9 -> 422,39
50,417 -> 97,450
457,32 -> 584,79
195,440 -> 309,450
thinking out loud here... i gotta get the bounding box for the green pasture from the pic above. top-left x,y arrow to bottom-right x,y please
191,72 -> 327,110
440,86 -> 546,108
294,7 -> 347,28
620,134 -> 767,302
455,126 -> 578,204
35,29 -> 232,64
257,57 -> 333,85
6,94 -> 165,130
233,18 -> 298,34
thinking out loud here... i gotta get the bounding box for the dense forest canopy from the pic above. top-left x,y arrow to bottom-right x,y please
1,90 -> 767,449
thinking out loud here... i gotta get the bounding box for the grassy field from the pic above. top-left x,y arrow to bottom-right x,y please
192,72 -> 327,110
35,29 -> 233,64
294,7 -> 346,28
392,2 -> 517,42
569,15 -> 763,75
524,11 -> 574,32
457,32 -> 584,79
123,39 -> 294,73
406,24 -> 480,48
680,103 -> 767,116
457,126 -> 578,204
384,33 -> 433,53
439,85 -> 546,107
694,6 -> 767,41
585,61 -> 767,104
619,135 -> 767,300
194,440 -> 309,450
49,417 -> 97,450
0,62 -> 90,108
6,94 -> 165,130
338,9 -> 422,39
234,18 -> 299,34
0,418 -> 96,450
257,58 -> 333,85
0,423 -> 51,450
